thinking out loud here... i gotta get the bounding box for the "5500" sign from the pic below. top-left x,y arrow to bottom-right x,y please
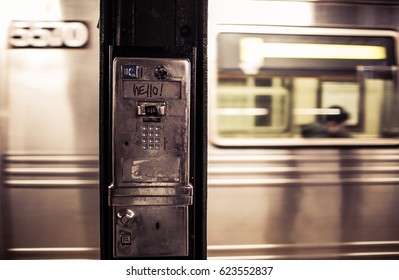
9,21 -> 89,48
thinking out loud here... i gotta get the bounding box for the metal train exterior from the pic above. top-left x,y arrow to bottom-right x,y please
0,0 -> 100,259
1,0 -> 399,259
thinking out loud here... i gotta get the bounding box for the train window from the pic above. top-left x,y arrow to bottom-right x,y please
359,66 -> 399,138
217,76 -> 291,137
212,32 -> 399,145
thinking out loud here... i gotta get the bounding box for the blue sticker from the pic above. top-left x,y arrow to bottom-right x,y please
122,65 -> 140,79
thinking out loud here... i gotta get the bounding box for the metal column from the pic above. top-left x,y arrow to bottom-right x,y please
99,0 -> 207,259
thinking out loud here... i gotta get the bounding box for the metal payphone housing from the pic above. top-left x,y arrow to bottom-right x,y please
111,57 -> 193,257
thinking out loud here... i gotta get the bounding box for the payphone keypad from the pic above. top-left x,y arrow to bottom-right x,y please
141,125 -> 162,150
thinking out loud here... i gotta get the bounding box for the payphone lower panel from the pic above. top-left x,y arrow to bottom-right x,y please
113,205 -> 188,257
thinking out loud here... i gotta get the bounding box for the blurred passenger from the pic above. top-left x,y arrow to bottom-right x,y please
301,106 -> 351,138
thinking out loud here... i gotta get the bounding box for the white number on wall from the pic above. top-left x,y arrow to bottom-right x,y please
9,21 -> 89,48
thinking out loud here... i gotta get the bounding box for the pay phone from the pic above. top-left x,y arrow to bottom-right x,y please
110,57 -> 193,258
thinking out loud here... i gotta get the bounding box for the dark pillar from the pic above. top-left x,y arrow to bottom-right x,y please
99,0 -> 207,259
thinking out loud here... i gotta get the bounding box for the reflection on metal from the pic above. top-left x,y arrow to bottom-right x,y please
241,39 -> 387,60
4,155 -> 98,162
294,108 -> 341,116
8,247 -> 99,251
2,0 -> 63,21
5,167 -> 98,174
238,36 -> 388,73
218,108 -> 268,116
117,209 -> 135,225
110,196 -> 193,207
209,177 -> 399,186
2,154 -> 100,259
208,241 -> 399,260
207,147 -> 399,259
5,179 -> 98,187
7,247 -> 99,259
211,0 -> 314,26
209,165 -> 399,174
4,155 -> 99,188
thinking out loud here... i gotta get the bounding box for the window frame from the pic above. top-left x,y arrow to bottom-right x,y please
209,25 -> 399,147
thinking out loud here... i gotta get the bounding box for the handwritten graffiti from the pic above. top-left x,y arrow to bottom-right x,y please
133,83 -> 164,98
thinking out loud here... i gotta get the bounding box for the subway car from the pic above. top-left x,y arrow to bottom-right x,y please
0,0 -> 100,259
1,0 -> 399,259
207,0 -> 399,259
